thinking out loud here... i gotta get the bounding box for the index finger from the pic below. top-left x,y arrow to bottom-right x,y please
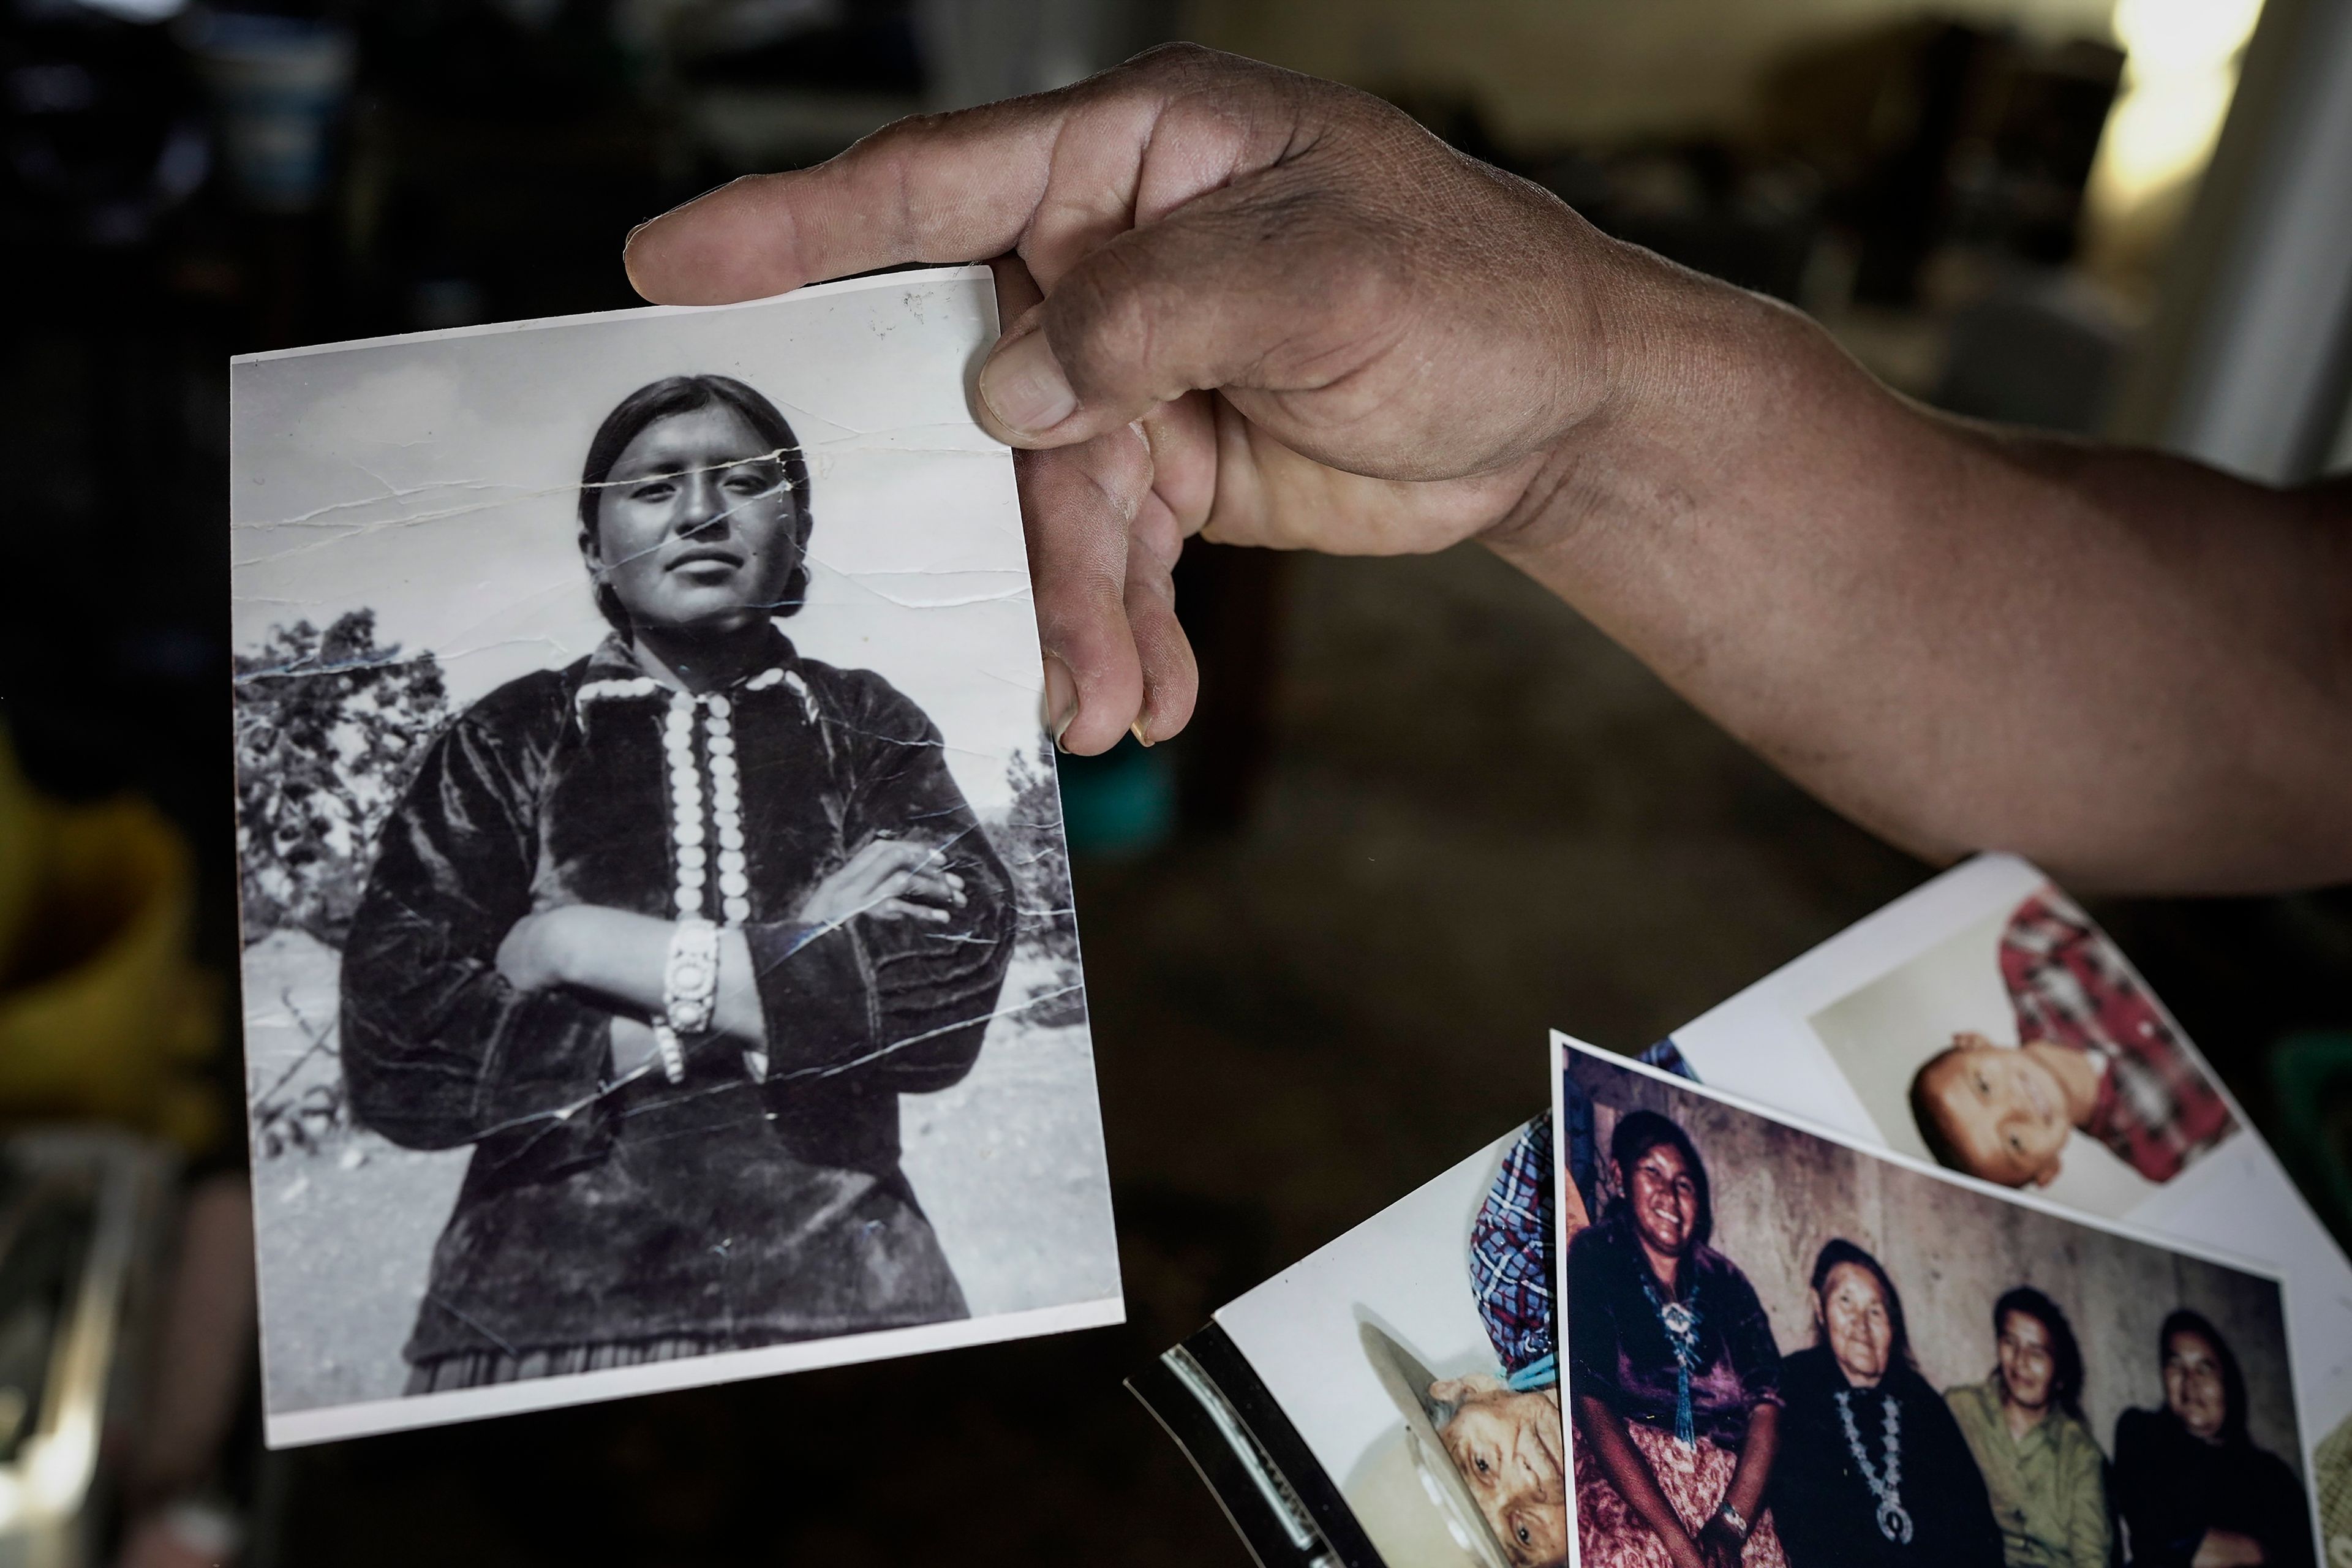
851,834 -> 951,869
622,43 -> 1307,306
624,97 -> 1066,304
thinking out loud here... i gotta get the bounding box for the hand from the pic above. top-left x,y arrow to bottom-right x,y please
496,907 -> 585,993
794,839 -> 967,930
608,1016 -> 660,1081
1698,1515 -> 1748,1568
1662,1528 -> 1711,1568
624,45 -> 1645,755
2192,1528 -> 2267,1568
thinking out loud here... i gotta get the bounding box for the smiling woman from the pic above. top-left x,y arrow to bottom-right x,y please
1566,1111 -> 1789,1568
336,372 -> 1019,1393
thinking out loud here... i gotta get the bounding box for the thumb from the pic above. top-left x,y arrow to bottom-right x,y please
976,169 -> 1394,453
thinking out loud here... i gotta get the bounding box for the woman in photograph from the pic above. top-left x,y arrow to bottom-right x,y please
1566,1109 -> 1787,1568
1436,1114 -> 1570,1568
1768,1239 -> 2002,1568
340,374 -> 1017,1392
2113,1310 -> 2314,1568
1944,1287 -> 2111,1568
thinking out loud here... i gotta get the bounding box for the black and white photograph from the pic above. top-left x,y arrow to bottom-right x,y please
230,266 -> 1121,1446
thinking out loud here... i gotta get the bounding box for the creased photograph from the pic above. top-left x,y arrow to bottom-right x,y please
1172,1121 -> 1571,1568
230,267 -> 1121,1447
1556,1035 -> 2316,1568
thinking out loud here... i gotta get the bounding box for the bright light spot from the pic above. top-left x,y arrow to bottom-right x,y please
28,1408 -> 96,1513
2113,0 -> 2263,74
2097,66 -> 2239,200
2089,0 -> 2266,213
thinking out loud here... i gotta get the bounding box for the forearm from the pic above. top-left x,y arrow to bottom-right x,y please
1723,1404 -> 1776,1524
1491,250 -> 2352,892
551,908 -> 767,1046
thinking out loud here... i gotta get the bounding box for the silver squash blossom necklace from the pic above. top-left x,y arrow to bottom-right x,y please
1834,1389 -> 1913,1544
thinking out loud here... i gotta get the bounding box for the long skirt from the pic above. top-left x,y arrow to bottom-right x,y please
408,1335 -> 725,1393
1574,1419 -> 1790,1568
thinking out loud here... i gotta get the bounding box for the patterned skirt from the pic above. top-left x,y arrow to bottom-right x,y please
1574,1420 -> 1789,1568
408,1335 -> 729,1393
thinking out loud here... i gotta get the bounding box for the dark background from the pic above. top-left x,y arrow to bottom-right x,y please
0,0 -> 2343,1561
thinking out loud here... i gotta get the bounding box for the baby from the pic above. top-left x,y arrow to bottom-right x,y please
1908,891 -> 2233,1188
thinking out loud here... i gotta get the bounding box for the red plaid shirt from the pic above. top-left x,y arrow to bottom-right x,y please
2000,890 -> 2234,1183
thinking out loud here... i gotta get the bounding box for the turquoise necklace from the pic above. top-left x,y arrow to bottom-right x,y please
1641,1273 -> 1703,1447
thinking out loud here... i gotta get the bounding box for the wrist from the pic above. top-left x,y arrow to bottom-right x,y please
1484,241 -> 1789,562
533,906 -> 584,988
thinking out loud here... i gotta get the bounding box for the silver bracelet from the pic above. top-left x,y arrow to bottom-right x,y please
654,918 -> 720,1084
664,918 -> 720,1035
650,1023 -> 687,1085
1713,1502 -> 1751,1543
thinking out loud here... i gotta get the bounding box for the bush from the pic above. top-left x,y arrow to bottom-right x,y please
235,610 -> 449,948
992,737 -> 1088,1029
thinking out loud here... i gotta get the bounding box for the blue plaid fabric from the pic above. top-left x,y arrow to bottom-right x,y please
1470,1116 -> 1556,1390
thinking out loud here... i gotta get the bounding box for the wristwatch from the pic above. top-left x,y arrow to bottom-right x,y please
1713,1502 -> 1752,1543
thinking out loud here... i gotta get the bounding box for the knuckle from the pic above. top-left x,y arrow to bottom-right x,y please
1082,426 -> 1155,522
1045,252 -> 1161,405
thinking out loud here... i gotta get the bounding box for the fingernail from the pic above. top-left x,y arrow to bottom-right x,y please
980,330 -> 1077,436
1044,654 -> 1079,748
1130,717 -> 1153,748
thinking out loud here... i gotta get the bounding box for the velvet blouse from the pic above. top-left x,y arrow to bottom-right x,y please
339,631 -> 1016,1365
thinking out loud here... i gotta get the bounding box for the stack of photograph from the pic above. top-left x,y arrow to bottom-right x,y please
1136,859 -> 2342,1568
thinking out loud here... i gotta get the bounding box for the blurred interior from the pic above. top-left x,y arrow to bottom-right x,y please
0,0 -> 2347,1561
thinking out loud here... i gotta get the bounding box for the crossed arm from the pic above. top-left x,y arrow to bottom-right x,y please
492,839 -> 967,1076
623,45 -> 2351,895
342,697 -> 1011,1148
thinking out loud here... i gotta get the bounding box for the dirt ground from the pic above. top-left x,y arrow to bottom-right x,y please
241,930 -> 1117,1413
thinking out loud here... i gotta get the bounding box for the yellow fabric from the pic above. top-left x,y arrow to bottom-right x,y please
0,725 -> 221,1150
0,728 -> 43,971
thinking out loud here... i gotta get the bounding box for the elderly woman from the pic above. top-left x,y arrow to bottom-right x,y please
1433,1114 -> 1570,1568
341,373 -> 1016,1392
1566,1110 -> 1787,1568
2113,1310 -> 2314,1568
1768,1240 -> 2002,1568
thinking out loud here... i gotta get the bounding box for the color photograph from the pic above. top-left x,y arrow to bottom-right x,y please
1209,1122 -> 1571,1568
1807,883 -> 2235,1216
1657,855 -> 2352,1523
1557,1038 -> 2314,1568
